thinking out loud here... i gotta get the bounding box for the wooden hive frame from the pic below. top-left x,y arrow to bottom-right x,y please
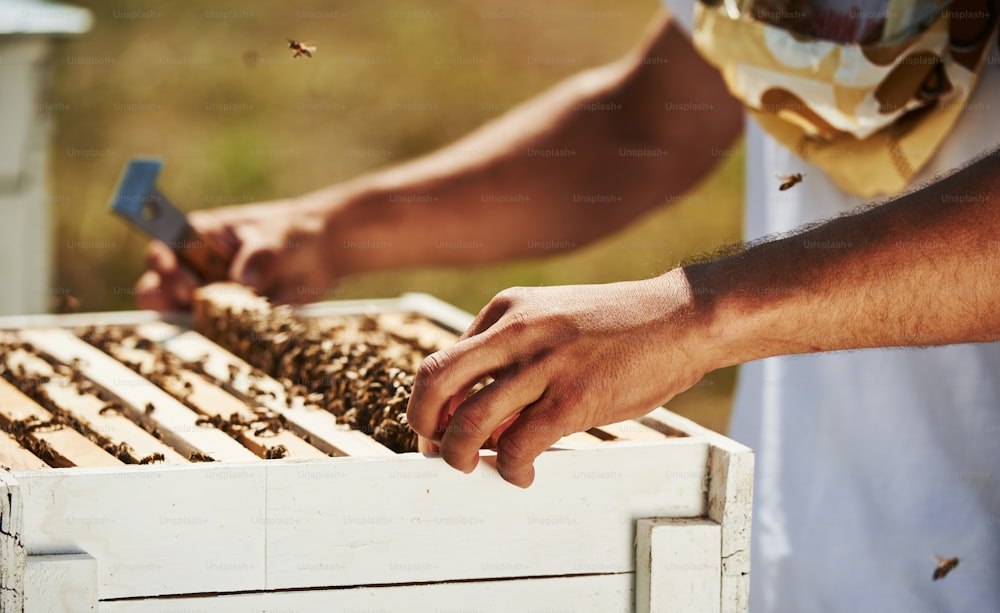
0,293 -> 752,612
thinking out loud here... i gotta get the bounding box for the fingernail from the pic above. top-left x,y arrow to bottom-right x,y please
497,465 -> 533,488
462,456 -> 479,474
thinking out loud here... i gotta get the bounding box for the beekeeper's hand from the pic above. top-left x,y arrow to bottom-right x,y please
406,271 -> 715,487
136,198 -> 335,310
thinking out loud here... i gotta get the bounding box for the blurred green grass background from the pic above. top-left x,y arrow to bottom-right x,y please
50,0 -> 743,432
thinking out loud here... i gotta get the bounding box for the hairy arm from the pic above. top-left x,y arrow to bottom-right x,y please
407,146 -> 1000,486
319,10 -> 743,275
688,147 -> 1000,363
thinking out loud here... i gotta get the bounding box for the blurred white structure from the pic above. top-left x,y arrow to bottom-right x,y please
0,0 -> 90,315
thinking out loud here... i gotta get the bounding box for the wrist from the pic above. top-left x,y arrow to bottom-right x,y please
298,181 -> 398,279
636,269 -> 735,380
679,254 -> 803,370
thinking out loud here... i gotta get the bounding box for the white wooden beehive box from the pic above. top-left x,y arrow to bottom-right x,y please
0,293 -> 752,612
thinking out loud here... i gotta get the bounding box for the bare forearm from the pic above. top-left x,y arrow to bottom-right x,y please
304,14 -> 742,275
320,72 -> 667,268
687,147 -> 1000,367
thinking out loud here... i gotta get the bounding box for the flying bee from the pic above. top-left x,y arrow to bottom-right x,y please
51,293 -> 80,313
932,555 -> 959,580
287,38 -> 316,59
777,173 -> 804,191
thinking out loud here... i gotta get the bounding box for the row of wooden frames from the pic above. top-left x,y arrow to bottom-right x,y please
0,315 -> 680,472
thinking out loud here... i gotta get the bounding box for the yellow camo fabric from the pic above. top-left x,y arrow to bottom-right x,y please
692,2 -> 999,197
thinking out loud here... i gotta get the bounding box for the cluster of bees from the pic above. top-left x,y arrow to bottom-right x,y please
79,325 -> 291,460
199,305 -> 423,453
0,340 -> 167,465
1,303 -> 430,465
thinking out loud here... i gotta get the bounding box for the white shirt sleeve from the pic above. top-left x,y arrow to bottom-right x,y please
660,0 -> 697,34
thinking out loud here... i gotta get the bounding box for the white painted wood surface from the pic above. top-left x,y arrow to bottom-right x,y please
636,518 -> 721,613
101,573 -> 633,613
0,3 -> 91,318
0,470 -> 25,612
3,428 -> 751,611
643,409 -> 754,612
0,37 -> 50,317
23,553 -> 96,612
0,310 -> 165,332
11,439 -> 706,600
265,441 -> 707,590
709,444 -> 754,613
15,464 -> 267,600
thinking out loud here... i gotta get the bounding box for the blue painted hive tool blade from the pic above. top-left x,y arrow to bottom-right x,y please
109,159 -> 190,245
109,158 -> 234,281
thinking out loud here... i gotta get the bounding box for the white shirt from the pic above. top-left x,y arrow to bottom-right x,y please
661,2 -> 1000,611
